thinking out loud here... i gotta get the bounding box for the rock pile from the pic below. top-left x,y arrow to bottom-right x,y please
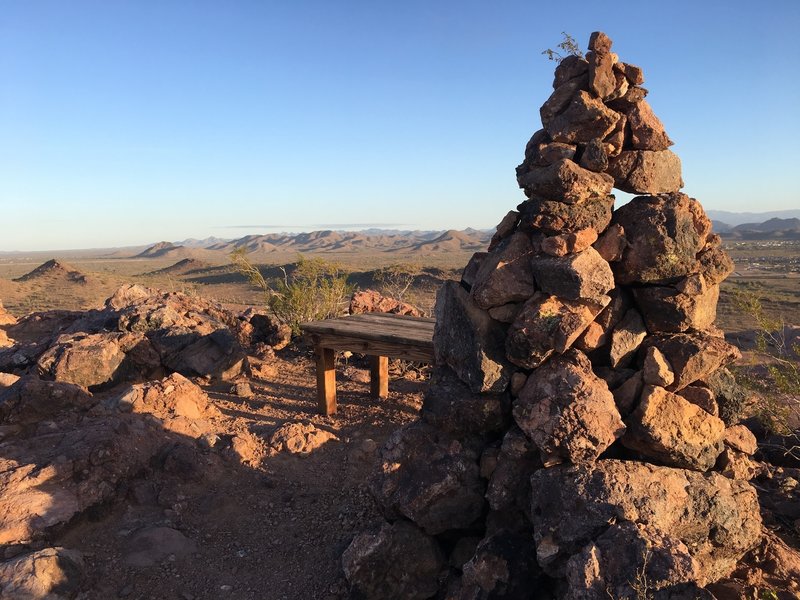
343,32 -> 762,598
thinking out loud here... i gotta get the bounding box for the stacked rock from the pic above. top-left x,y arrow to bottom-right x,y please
342,32 -> 762,599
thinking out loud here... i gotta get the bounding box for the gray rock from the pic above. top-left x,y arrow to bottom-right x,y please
434,281 -> 513,394
342,520 -> 445,600
471,232 -> 536,309
530,247 -> 614,302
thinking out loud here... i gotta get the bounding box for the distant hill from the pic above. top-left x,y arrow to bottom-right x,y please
706,209 -> 800,226
144,258 -> 210,276
13,259 -> 88,284
136,241 -> 184,258
719,217 -> 800,240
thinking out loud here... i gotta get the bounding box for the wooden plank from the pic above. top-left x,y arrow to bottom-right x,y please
315,345 -> 337,415
313,333 -> 434,362
302,320 -> 434,346
350,313 -> 435,325
302,316 -> 434,336
369,355 -> 389,399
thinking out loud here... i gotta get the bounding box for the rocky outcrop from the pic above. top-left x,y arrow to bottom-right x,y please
349,289 -> 423,317
343,31 -> 760,599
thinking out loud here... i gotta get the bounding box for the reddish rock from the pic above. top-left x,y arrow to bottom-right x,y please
593,223 -> 626,262
612,371 -> 644,416
487,303 -> 522,324
717,447 -> 758,481
0,377 -> 95,426
540,74 -> 588,126
604,67 -> 630,103
608,309 -> 648,369
677,385 -> 718,416
370,421 -> 485,535
471,232 -> 536,309
622,384 -> 726,471
545,91 -> 622,145
575,320 -> 606,352
644,332 -> 741,392
434,282 -> 513,394
349,289 -> 422,317
634,280 -> 720,333
607,150 -> 683,195
488,211 -> 519,250
587,50 -> 616,99
724,424 -> 757,455
612,193 -> 713,284
626,99 -> 673,150
238,309 -> 292,349
342,520 -> 445,600
517,158 -> 614,204
485,427 -> 540,512
268,421 -> 337,456
0,547 -> 85,599
518,194 -> 614,236
513,349 -> 624,466
530,247 -> 614,302
698,243 -> 735,284
606,84 -> 649,112
0,301 -> 16,326
642,346 -> 675,387
603,112 -> 627,157
505,293 -> 609,369
618,62 -> 644,85
530,460 -> 762,583
532,142 -> 577,166
552,55 -> 589,88
588,31 -> 612,53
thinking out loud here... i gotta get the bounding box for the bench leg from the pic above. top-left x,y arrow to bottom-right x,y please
316,346 -> 337,415
370,355 -> 389,399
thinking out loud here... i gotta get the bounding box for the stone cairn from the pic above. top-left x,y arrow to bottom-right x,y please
342,32 -> 762,599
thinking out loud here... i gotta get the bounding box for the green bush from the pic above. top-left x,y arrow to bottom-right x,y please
231,249 -> 354,337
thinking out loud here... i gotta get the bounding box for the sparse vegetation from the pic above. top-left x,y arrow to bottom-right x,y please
732,290 -> 800,457
542,31 -> 583,63
231,250 -> 354,336
374,262 -> 421,303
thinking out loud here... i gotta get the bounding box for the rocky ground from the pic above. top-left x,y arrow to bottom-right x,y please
0,288 -> 430,599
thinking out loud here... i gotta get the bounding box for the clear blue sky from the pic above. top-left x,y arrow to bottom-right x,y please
1,0 -> 799,251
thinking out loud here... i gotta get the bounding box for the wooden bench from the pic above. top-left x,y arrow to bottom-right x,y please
300,312 -> 435,415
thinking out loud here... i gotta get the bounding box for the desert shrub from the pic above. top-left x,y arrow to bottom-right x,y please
373,262 -> 421,303
732,290 -> 800,449
231,249 -> 353,337
542,32 -> 583,63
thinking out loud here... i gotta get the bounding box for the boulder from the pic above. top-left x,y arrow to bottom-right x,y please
564,522 -> 702,599
607,150 -> 683,195
608,309 -> 648,368
485,427 -> 541,513
110,373 -> 220,435
513,349 -> 624,465
0,300 -> 17,326
553,55 -> 589,88
349,289 -> 423,318
532,142 -> 577,166
702,367 -> 749,425
471,232 -> 536,309
545,92 -> 621,145
724,424 -> 757,455
462,252 -> 489,289
238,309 -> 293,349
643,332 -> 741,392
0,415 -> 169,544
0,547 -> 84,599
540,76 -> 589,128
370,421 -> 485,535
642,346 -> 675,387
697,243 -> 735,284
434,281 -> 513,394
587,50 -> 616,99
676,385 -> 717,416
488,302 -> 523,324
517,159 -> 614,204
342,520 -> 444,600
612,194 -> 713,285
421,367 -> 510,437
488,211 -> 519,250
593,223 -> 626,263
518,194 -> 614,236
530,460 -> 762,583
0,377 -> 95,426
625,99 -> 673,150
541,228 -> 598,257
578,138 -> 608,172
622,385 -> 725,471
36,331 -> 159,390
634,278 -> 719,333
530,247 -> 614,302
268,421 -> 337,455
505,293 -> 609,369
460,530 -> 543,599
